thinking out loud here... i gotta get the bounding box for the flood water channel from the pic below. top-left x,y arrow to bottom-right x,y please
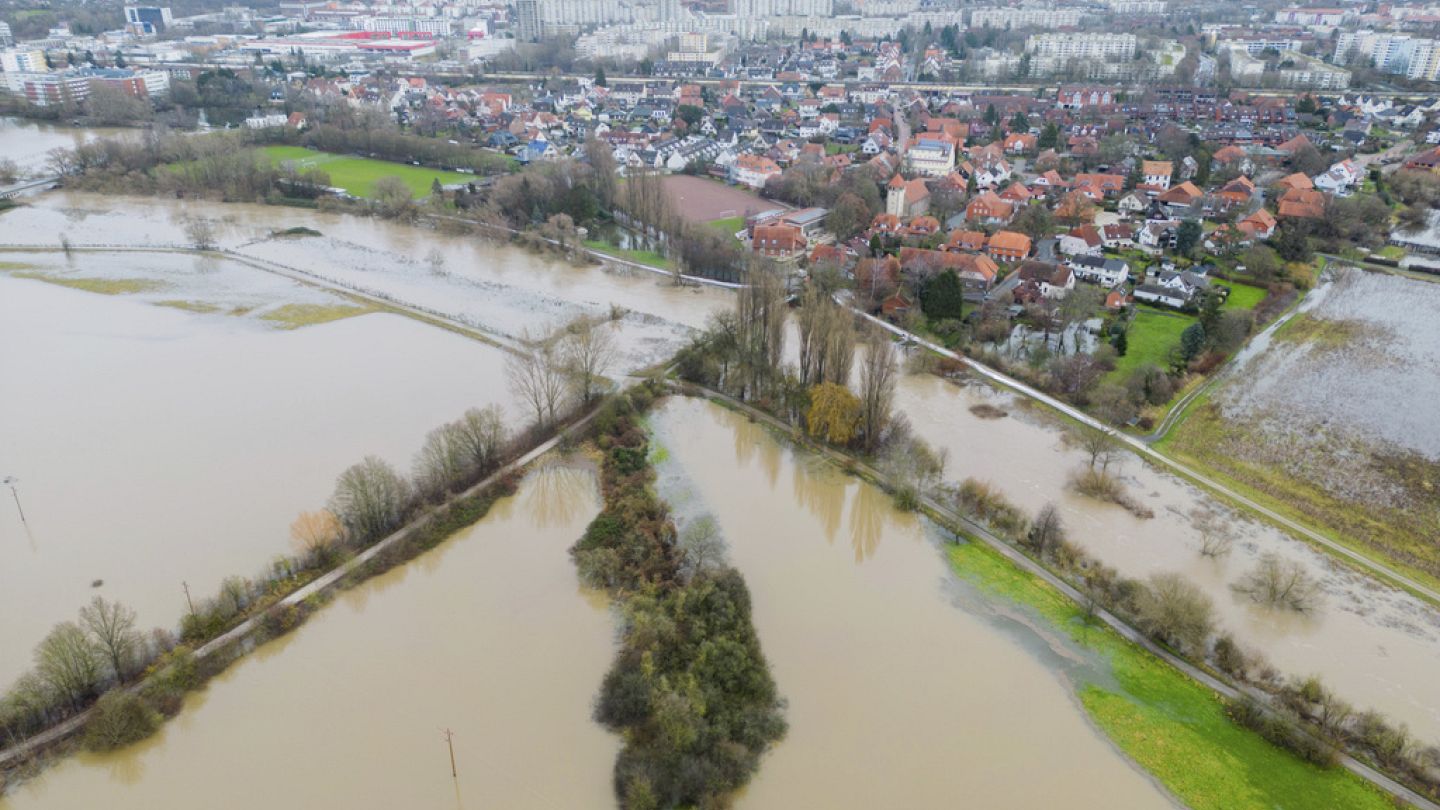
895,372 -> 1440,744
0,264 -> 515,688
651,397 -> 1174,809
0,462 -> 618,810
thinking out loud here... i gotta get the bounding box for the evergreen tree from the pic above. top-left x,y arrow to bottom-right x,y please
920,270 -> 965,322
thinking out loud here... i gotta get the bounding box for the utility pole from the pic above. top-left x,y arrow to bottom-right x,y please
442,728 -> 457,779
2,477 -> 25,525
183,581 -> 196,619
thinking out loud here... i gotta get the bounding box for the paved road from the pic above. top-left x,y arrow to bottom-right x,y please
850,307 -> 1440,607
696,383 -> 1440,810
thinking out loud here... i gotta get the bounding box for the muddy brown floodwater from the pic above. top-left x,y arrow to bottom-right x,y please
0,270 -> 516,688
650,397 -> 1175,809
0,462 -> 617,810
0,118 -> 139,177
894,372 -> 1440,744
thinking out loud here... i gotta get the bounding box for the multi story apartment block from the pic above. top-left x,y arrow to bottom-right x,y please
0,48 -> 48,73
1026,32 -> 1136,60
969,7 -> 1083,29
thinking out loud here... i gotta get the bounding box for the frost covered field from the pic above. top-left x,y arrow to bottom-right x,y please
1166,268 -> 1440,579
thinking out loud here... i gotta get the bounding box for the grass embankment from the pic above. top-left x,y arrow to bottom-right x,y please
581,239 -> 672,269
259,302 -> 377,329
945,540 -> 1393,810
259,146 -> 474,198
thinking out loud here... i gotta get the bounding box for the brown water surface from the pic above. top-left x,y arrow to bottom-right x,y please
0,462 -> 616,810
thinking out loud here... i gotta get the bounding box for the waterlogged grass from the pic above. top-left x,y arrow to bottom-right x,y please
259,302 -> 377,329
581,239 -> 672,270
945,541 -> 1393,810
10,270 -> 166,295
259,146 -> 474,199
155,299 -> 224,314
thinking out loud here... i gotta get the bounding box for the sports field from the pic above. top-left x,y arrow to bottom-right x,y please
261,146 -> 474,198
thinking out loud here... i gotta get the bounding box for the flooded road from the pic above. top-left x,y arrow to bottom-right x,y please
894,372 -> 1440,744
0,462 -> 617,810
0,270 -> 515,687
651,397 -> 1174,809
0,118 -> 139,177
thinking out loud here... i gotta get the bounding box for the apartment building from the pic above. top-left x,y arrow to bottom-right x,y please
969,7 -> 1082,29
1027,33 -> 1136,60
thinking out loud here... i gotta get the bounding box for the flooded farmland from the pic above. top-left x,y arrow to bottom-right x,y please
0,462 -> 618,810
0,259 -> 516,688
894,371 -> 1440,745
0,193 -> 733,369
650,397 -> 1174,809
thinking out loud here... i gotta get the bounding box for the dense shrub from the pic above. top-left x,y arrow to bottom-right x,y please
82,691 -> 161,752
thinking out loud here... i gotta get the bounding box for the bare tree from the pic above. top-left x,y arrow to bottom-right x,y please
451,405 -> 508,474
858,330 -> 898,451
413,422 -> 471,500
1191,507 -> 1234,558
79,597 -> 139,682
796,286 -> 856,387
1134,573 -> 1215,655
679,514 -> 726,580
562,317 -> 617,404
734,262 -> 788,399
0,159 -> 19,185
1074,427 -> 1121,473
372,176 -> 415,220
34,622 -> 103,710
506,336 -> 569,428
1027,503 -> 1066,557
182,217 -> 217,251
328,456 -> 412,544
1234,553 -> 1323,612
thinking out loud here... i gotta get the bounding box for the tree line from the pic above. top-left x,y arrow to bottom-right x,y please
570,382 -> 787,810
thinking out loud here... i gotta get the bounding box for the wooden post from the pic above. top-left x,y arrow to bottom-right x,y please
443,728 -> 457,779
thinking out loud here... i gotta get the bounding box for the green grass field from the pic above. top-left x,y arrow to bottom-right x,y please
707,216 -> 746,237
582,239 -> 672,270
260,146 -> 474,199
1219,281 -> 1267,311
1111,308 -> 1194,379
946,541 -> 1394,810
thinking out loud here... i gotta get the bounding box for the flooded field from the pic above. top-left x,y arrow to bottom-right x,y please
650,397 -> 1173,809
0,463 -> 618,810
0,193 -> 733,370
1164,268 -> 1440,583
0,118 -> 140,177
895,371 -> 1440,745
0,265 -> 515,688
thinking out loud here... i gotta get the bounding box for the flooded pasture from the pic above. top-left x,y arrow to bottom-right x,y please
894,371 -> 1440,744
0,261 -> 516,688
650,397 -> 1174,809
0,193 -> 733,370
0,462 -> 617,810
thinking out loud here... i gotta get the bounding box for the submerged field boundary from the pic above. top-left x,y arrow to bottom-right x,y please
851,306 -> 1440,609
683,383 -> 1438,810
0,402 -> 602,777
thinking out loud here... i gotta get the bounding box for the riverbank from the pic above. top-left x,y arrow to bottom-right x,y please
684,382 -> 1435,810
